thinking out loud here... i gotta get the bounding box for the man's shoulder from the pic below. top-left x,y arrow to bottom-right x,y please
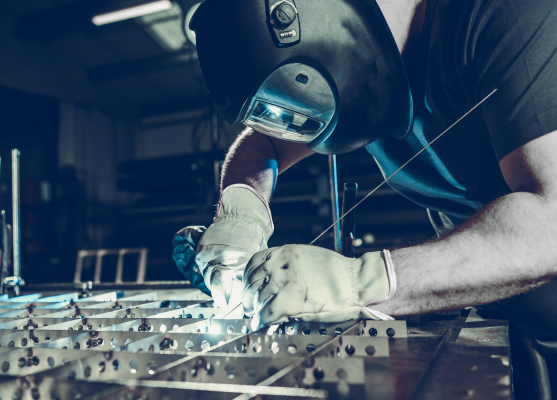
431,0 -> 556,46
428,0 -> 557,86
467,0 -> 556,42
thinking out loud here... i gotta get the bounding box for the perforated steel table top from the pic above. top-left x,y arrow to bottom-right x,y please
0,289 -> 511,400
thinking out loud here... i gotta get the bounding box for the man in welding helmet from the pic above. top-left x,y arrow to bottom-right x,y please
173,0 -> 557,365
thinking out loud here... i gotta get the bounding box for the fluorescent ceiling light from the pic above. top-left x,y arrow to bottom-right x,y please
92,0 -> 173,26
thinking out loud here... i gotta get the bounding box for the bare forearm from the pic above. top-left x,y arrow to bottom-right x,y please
221,128 -> 278,202
221,127 -> 314,202
375,191 -> 557,315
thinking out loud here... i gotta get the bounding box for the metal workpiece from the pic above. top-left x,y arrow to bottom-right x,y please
0,316 -> 237,334
77,299 -> 208,309
0,306 -> 208,320
0,377 -> 328,400
23,281 -> 201,293
0,377 -> 122,400
102,383 -> 329,400
17,299 -> 156,311
168,318 -> 252,334
272,319 -> 407,338
0,290 -> 512,400
6,347 -> 186,381
4,293 -> 41,302
145,322 -> 391,396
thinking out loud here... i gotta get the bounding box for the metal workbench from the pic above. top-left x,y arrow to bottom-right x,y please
0,288 -> 512,400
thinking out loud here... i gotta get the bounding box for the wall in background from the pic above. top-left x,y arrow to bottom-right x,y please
135,108 -> 243,159
58,102 -> 137,207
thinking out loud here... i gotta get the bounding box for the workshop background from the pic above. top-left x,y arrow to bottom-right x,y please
0,0 -> 435,285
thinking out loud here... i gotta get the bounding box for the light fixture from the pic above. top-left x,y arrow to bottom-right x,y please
363,233 -> 376,244
92,0 -> 173,26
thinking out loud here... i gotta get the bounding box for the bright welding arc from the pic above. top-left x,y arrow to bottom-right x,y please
309,88 -> 498,246
221,301 -> 243,319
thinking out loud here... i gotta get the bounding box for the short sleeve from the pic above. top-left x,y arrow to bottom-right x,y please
470,0 -> 557,161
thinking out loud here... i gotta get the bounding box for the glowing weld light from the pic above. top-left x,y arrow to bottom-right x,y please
208,325 -> 221,334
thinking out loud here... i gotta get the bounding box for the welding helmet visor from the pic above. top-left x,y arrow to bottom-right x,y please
243,63 -> 336,143
190,0 -> 413,155
245,101 -> 324,143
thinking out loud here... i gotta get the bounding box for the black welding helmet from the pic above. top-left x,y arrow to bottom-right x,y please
190,0 -> 413,154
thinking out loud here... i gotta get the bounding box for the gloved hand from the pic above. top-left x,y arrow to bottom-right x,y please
195,184 -> 273,310
242,245 -> 396,330
172,226 -> 211,296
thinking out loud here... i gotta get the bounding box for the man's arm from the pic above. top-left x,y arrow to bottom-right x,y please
374,130 -> 557,316
221,127 -> 314,202
180,128 -> 313,308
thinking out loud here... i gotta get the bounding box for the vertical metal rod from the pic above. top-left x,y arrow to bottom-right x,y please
0,158 -> 3,295
0,210 -> 5,296
115,250 -> 125,284
341,183 -> 358,257
11,149 -> 20,296
328,155 -> 341,253
94,250 -> 105,284
136,248 -> 148,284
74,250 -> 85,283
210,104 -> 220,196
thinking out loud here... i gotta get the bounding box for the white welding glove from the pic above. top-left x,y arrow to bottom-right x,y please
242,245 -> 396,330
196,184 -> 273,311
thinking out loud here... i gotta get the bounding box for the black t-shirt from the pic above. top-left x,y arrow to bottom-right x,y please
366,0 -> 557,235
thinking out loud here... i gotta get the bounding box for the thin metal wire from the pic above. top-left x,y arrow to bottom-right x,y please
221,301 -> 243,319
309,88 -> 498,245
228,88 -> 498,316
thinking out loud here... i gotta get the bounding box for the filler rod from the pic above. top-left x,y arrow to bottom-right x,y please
11,149 -> 20,296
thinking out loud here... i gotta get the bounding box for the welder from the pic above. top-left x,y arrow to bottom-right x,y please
172,0 -> 557,395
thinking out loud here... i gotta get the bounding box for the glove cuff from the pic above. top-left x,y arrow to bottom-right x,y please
358,250 -> 396,320
369,250 -> 397,304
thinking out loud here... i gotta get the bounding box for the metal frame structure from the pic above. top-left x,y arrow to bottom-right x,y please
74,248 -> 149,285
0,288 -> 512,400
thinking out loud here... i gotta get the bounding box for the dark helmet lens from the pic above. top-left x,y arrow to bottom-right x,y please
245,102 -> 323,143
